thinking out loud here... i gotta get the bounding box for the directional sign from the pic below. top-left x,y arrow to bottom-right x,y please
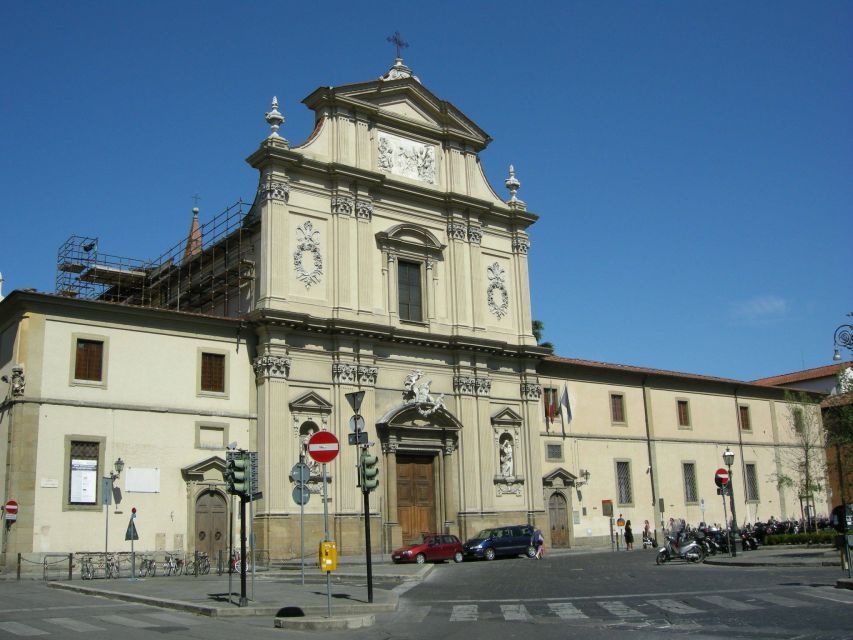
349,415 -> 366,433
307,431 -> 340,464
715,468 -> 730,488
291,462 -> 311,484
292,485 -> 311,506
4,500 -> 18,521
348,431 -> 368,446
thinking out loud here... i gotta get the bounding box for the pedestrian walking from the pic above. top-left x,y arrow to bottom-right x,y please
533,528 -> 545,559
624,520 -> 634,550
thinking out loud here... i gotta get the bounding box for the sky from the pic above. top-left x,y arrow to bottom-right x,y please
1,1 -> 851,382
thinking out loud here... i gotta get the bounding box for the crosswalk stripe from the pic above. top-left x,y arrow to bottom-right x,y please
500,604 -> 532,621
43,617 -> 106,632
751,593 -> 807,608
449,604 -> 478,622
0,621 -> 48,636
395,606 -> 431,623
799,588 -> 853,605
597,601 -> 646,618
96,614 -> 161,628
142,612 -> 204,626
549,602 -> 588,619
647,599 -> 704,614
696,595 -> 760,611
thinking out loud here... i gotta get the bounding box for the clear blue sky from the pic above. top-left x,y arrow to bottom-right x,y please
2,1 -> 850,381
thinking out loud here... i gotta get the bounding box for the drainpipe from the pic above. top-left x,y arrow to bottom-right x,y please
641,376 -> 660,535
733,386 -> 748,523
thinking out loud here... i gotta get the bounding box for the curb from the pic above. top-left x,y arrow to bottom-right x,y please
274,613 -> 375,631
704,558 -> 841,567
47,581 -> 398,618
837,578 -> 853,590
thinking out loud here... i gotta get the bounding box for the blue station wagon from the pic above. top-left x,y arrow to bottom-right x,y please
462,525 -> 537,561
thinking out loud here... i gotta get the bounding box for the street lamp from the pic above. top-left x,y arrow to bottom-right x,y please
723,448 -> 737,557
834,319 -> 853,361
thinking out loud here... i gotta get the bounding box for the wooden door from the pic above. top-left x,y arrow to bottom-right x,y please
549,492 -> 569,547
195,491 -> 227,559
397,455 -> 436,544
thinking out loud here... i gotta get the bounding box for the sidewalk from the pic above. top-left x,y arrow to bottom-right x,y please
703,545 -> 840,568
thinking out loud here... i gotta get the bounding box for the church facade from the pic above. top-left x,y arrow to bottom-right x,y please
0,59 -> 824,568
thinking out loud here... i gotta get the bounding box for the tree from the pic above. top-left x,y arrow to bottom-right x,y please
531,319 -> 554,352
772,391 -> 827,531
823,367 -> 853,504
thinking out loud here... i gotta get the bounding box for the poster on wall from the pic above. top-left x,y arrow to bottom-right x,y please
70,459 -> 98,503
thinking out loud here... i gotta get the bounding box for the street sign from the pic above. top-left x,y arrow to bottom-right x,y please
700,498 -> 705,512
348,431 -> 368,446
4,500 -> 18,521
715,468 -> 730,488
616,517 -> 625,527
291,462 -> 311,484
125,518 -> 139,541
349,415 -> 365,433
292,485 -> 311,506
102,478 -> 113,506
307,431 -> 340,464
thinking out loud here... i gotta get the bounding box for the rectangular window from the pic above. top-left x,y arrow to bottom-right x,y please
745,463 -> 760,501
739,405 -> 751,431
616,460 -> 633,505
398,260 -> 422,322
198,425 -> 226,449
677,400 -> 691,427
201,353 -> 225,392
610,393 -> 625,423
69,441 -> 99,504
74,339 -> 103,381
546,444 -> 563,461
683,462 -> 698,503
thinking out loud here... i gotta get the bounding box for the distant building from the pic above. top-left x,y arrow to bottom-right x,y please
0,57 -> 822,571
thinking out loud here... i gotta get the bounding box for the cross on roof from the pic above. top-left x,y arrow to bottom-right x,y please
386,31 -> 409,59
192,193 -> 201,207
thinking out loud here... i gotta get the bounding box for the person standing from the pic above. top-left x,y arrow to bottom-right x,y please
624,520 -> 634,550
533,528 -> 545,559
643,520 -> 653,549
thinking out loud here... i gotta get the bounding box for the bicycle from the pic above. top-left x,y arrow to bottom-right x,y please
197,552 -> 210,575
163,553 -> 178,576
138,556 -> 156,577
80,556 -> 95,580
105,554 -> 120,579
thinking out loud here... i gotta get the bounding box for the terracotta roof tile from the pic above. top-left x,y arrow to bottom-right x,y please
751,361 -> 852,386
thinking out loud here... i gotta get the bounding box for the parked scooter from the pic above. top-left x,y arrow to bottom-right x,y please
655,531 -> 705,564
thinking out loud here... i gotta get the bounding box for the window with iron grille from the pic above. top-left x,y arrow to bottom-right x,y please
739,405 -> 751,431
398,260 -> 423,322
616,460 -> 633,505
69,441 -> 99,504
610,393 -> 626,423
677,400 -> 690,427
201,353 -> 225,393
745,463 -> 760,501
546,444 -> 563,461
74,339 -> 103,381
683,462 -> 698,503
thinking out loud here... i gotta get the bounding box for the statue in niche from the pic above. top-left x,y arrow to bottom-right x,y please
378,136 -> 393,170
500,436 -> 514,478
403,369 -> 445,417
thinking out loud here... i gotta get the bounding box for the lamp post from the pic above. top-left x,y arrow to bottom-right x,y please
104,457 -> 124,570
833,316 -> 853,361
723,448 -> 737,557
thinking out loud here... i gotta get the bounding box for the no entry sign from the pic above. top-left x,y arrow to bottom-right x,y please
307,431 -> 340,464
715,468 -> 730,488
4,500 -> 18,521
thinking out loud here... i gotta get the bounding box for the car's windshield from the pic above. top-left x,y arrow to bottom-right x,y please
474,529 -> 495,539
414,535 -> 434,545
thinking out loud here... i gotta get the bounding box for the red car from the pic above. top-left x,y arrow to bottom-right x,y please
391,534 -> 464,564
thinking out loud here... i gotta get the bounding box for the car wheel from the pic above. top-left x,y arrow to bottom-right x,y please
485,548 -> 496,561
415,553 -> 426,565
454,551 -> 464,563
526,546 -> 537,558
655,550 -> 667,565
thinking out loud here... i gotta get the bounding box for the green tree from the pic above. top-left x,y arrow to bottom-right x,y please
531,319 -> 554,352
823,367 -> 853,504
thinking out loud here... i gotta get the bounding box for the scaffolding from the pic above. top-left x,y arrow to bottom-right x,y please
56,200 -> 256,317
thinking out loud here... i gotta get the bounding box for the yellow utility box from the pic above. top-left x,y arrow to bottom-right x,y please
319,541 -> 337,572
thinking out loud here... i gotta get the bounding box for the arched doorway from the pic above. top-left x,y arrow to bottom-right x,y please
195,490 -> 227,560
549,492 -> 569,548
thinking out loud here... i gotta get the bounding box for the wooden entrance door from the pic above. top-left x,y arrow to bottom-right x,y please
195,491 -> 227,559
549,492 -> 569,547
397,455 -> 436,544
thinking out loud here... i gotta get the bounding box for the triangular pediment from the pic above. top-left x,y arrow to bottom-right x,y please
181,455 -> 226,481
543,467 -> 577,486
491,407 -> 523,427
303,79 -> 492,151
289,391 -> 333,414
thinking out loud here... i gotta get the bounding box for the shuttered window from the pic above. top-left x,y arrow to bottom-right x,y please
745,463 -> 760,501
677,400 -> 690,427
74,339 -> 103,381
683,462 -> 698,503
611,394 -> 625,423
616,461 -> 633,505
739,405 -> 751,431
398,260 -> 422,322
201,353 -> 225,393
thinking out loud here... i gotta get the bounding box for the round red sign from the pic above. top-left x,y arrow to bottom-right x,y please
715,468 -> 730,487
4,500 -> 18,515
307,431 -> 340,464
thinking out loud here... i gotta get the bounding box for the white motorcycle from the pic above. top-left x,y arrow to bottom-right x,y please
655,533 -> 705,564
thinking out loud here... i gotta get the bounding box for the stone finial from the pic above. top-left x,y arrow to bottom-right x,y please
380,58 -> 420,83
265,96 -> 285,138
505,165 -> 522,203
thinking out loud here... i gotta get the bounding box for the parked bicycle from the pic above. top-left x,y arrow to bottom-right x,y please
162,553 -> 180,576
138,556 -> 156,577
80,556 -> 95,580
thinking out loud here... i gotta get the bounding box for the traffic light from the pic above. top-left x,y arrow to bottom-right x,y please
360,449 -> 379,492
227,452 -> 250,497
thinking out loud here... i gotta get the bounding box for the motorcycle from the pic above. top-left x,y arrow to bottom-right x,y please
655,532 -> 705,564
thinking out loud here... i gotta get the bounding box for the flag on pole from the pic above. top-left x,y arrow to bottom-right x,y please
559,384 -> 572,424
